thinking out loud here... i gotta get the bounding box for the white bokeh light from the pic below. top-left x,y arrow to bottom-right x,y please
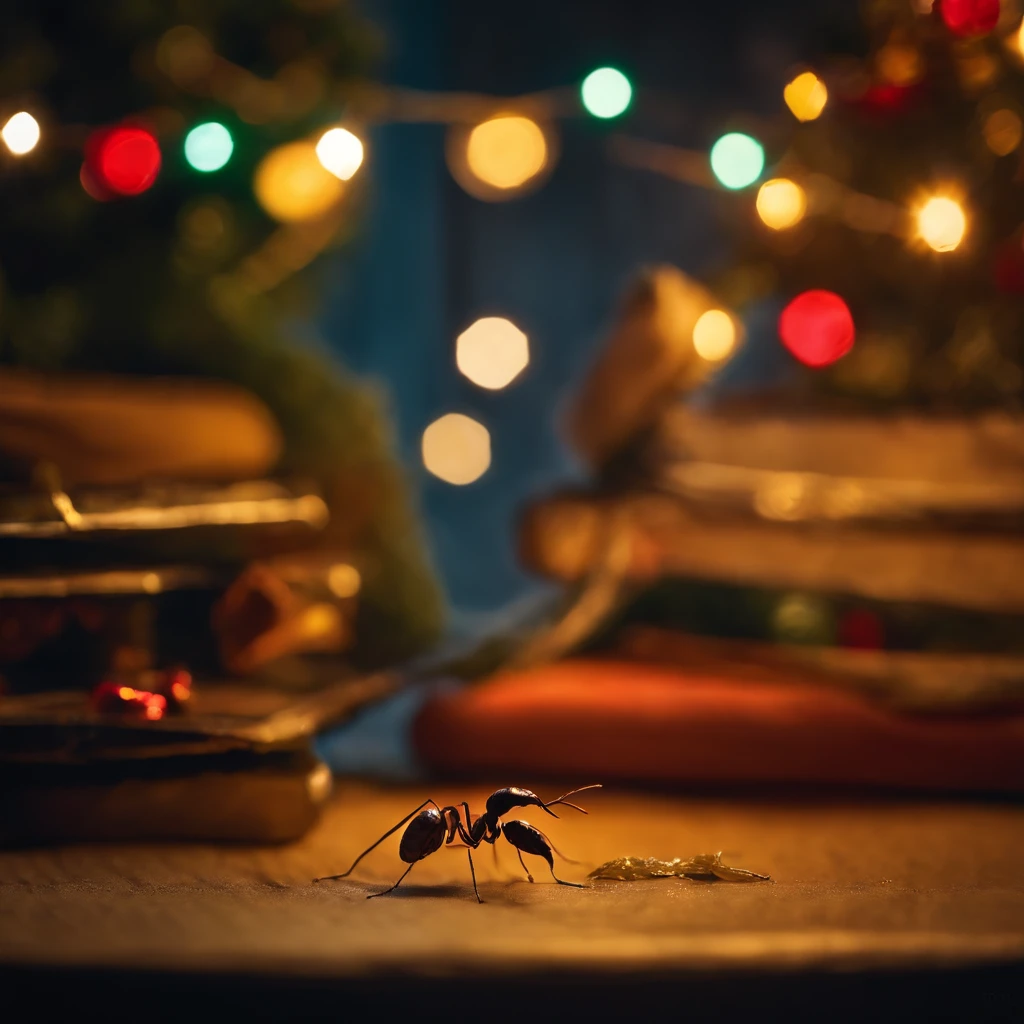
455,317 -> 530,390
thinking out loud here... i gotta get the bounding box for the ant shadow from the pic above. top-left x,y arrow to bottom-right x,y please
332,878 -> 548,907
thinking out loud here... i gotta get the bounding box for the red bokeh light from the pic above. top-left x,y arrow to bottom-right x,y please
838,608 -> 885,650
778,290 -> 856,368
939,0 -> 1001,37
85,126 -> 161,197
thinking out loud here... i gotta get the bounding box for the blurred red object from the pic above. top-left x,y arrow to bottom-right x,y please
414,659 -> 1024,793
158,666 -> 193,710
91,681 -> 167,720
838,608 -> 885,650
939,0 -> 1000,38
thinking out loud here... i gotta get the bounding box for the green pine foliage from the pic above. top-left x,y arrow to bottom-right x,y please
712,0 -> 1024,412
0,0 -> 444,664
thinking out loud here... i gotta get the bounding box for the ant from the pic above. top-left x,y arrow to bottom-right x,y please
314,785 -> 601,903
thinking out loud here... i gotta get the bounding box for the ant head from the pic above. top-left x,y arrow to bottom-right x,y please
485,787 -> 558,820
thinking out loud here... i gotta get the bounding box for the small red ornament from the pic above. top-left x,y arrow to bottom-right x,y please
939,0 -> 1001,37
838,608 -> 885,650
857,83 -> 914,115
91,681 -> 168,720
778,290 -> 856,368
84,125 -> 161,197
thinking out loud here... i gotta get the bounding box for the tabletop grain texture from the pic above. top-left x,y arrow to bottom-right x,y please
2,781 -> 1023,985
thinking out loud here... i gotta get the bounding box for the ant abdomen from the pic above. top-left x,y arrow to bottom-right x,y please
501,819 -> 554,868
398,808 -> 446,863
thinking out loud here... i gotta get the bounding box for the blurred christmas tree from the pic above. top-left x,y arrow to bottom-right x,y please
0,0 -> 444,665
710,0 -> 1024,413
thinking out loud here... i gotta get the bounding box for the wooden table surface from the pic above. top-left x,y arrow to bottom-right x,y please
2,781 -> 1023,1019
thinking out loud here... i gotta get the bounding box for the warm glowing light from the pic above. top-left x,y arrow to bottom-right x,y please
465,115 -> 548,191
89,127 -> 162,196
171,682 -> 190,701
916,195 -> 966,252
984,108 -> 1022,156
254,140 -> 345,222
456,317 -> 530,390
756,178 -> 806,230
1017,19 -> 1024,58
184,121 -> 233,172
940,0 -> 1000,38
2,111 -> 40,155
316,127 -> 364,180
692,309 -> 737,362
784,72 -> 828,122
327,563 -> 361,598
422,413 -> 491,485
877,43 -> 924,86
773,593 -> 831,644
779,290 -> 855,368
118,686 -> 136,700
581,67 -> 633,119
710,132 -> 764,190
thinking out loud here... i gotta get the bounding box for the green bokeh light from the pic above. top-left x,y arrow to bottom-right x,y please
184,122 -> 234,173
709,132 -> 765,190
581,67 -> 633,119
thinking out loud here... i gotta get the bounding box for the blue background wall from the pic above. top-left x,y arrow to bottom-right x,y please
323,0 -> 852,626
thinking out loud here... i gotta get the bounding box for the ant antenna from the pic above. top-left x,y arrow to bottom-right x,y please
544,784 -> 602,815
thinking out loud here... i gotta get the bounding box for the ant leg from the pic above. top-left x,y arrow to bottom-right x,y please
503,820 -> 587,889
314,799 -> 439,882
367,862 -> 416,899
529,824 -> 583,865
467,849 -> 483,903
516,847 -> 532,880
547,864 -> 586,889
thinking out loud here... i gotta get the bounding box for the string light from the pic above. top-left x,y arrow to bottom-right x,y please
316,127 -> 364,180
581,67 -> 633,119
422,413 -> 491,485
87,126 -> 162,196
2,111 -> 40,155
779,290 -> 855,367
184,121 -> 233,172
756,178 -> 806,229
253,140 -> 345,222
692,309 -> 737,361
939,0 -> 1000,38
456,317 -> 530,390
327,563 -> 361,598
463,114 -> 549,194
783,71 -> 828,122
710,132 -> 764,190
983,108 -> 1023,155
877,43 -> 924,87
916,195 -> 966,252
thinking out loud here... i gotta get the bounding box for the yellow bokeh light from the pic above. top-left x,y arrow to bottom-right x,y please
2,111 -> 40,155
916,195 -> 966,253
877,43 -> 923,87
327,563 -> 361,599
692,309 -> 737,362
315,127 -> 364,180
756,178 -> 807,230
465,115 -> 548,191
1016,19 -> 1024,59
984,108 -> 1023,156
456,317 -> 530,390
784,72 -> 828,122
422,413 -> 491,485
253,140 -> 345,222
